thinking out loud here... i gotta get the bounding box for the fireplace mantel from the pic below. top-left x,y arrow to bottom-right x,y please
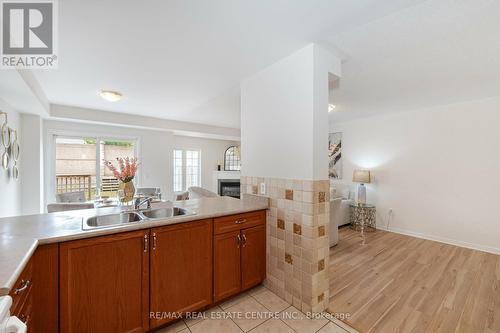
212,171 -> 240,193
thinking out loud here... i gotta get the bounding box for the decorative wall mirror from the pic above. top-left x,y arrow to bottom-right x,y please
224,146 -> 241,171
11,129 -> 19,179
1,112 -> 10,170
0,111 -> 20,179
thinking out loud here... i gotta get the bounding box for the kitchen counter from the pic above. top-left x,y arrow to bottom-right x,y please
0,195 -> 268,296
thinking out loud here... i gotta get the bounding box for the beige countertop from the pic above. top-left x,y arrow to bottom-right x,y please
0,195 -> 268,296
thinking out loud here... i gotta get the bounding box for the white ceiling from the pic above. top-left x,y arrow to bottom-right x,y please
328,0 -> 500,122
33,0 -> 427,128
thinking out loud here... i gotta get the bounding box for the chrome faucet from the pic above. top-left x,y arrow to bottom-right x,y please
134,196 -> 153,210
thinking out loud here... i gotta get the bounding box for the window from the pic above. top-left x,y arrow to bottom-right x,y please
173,149 -> 201,191
173,150 -> 183,192
55,136 -> 136,200
224,146 -> 241,171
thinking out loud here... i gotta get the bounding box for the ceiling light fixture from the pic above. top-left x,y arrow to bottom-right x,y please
99,90 -> 122,102
328,104 -> 336,112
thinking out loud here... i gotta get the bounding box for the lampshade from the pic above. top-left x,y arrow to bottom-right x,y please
353,169 -> 371,184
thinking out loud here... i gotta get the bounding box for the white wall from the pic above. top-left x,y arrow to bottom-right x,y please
20,114 -> 44,215
0,99 -> 22,218
241,44 -> 341,180
331,96 -> 500,254
44,120 -> 174,206
172,136 -> 239,192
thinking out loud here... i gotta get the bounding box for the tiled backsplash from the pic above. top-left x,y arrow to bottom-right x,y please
240,176 -> 330,313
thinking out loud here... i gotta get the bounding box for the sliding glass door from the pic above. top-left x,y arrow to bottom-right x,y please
55,137 -> 97,200
54,135 -> 137,200
99,139 -> 136,198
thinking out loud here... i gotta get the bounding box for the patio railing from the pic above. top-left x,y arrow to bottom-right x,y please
56,174 -> 93,200
56,175 -> 121,200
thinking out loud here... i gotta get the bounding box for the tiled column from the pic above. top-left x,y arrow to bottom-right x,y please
240,43 -> 340,314
241,176 -> 330,313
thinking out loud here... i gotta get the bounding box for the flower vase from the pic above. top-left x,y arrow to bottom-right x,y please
119,181 -> 135,203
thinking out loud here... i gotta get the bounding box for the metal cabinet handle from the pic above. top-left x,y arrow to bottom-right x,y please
14,279 -> 31,294
19,314 -> 30,324
152,233 -> 157,251
235,219 -> 247,224
236,234 -> 241,248
242,234 -> 247,247
143,234 -> 149,252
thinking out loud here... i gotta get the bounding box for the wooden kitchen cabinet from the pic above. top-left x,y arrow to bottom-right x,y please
59,230 -> 150,333
213,210 -> 266,302
21,209 -> 265,332
149,219 -> 213,329
241,225 -> 266,290
214,230 -> 242,302
10,244 -> 58,333
33,243 -> 59,333
9,256 -> 33,332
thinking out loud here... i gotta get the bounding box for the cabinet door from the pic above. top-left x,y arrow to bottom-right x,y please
33,244 -> 58,333
214,230 -> 242,302
241,225 -> 266,290
60,230 -> 150,333
150,219 -> 213,329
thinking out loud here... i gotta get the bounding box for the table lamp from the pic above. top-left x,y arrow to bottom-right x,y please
353,169 -> 371,204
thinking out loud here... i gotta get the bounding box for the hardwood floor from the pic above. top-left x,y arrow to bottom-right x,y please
328,227 -> 500,333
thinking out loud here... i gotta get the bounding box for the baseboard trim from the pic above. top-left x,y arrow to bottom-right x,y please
385,226 -> 500,255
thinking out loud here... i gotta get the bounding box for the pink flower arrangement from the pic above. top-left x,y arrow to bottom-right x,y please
104,157 -> 139,183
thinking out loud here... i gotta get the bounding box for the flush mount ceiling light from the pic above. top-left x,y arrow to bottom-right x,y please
99,90 -> 122,102
328,104 -> 336,112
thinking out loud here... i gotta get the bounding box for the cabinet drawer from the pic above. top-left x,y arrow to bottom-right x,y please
214,210 -> 266,235
9,258 -> 33,313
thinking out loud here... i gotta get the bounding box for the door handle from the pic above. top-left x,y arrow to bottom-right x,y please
152,233 -> 157,251
235,219 -> 247,224
236,234 -> 241,248
241,233 -> 247,247
143,234 -> 149,252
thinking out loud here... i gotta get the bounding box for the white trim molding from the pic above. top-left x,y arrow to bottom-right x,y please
385,226 -> 500,255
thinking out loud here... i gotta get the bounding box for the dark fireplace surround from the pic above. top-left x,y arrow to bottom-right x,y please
218,179 -> 240,198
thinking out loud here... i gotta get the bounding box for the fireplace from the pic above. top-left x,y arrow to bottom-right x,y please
218,179 -> 240,198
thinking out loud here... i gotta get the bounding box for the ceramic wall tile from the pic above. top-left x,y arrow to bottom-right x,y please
243,176 -> 330,313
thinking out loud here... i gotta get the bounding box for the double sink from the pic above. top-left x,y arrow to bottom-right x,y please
83,207 -> 194,230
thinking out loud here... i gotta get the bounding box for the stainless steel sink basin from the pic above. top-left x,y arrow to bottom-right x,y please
83,212 -> 144,229
82,207 -> 195,230
141,207 -> 191,219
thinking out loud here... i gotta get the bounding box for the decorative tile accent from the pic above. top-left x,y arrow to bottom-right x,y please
318,259 -> 325,272
240,177 -> 330,313
252,186 -> 258,195
293,223 -> 302,235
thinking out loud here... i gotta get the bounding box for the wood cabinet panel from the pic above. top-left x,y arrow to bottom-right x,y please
17,288 -> 33,332
241,225 -> 266,290
214,210 -> 266,235
33,243 -> 58,333
9,255 -> 34,332
59,230 -> 150,333
150,219 -> 213,329
9,257 -> 33,314
214,230 -> 241,302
